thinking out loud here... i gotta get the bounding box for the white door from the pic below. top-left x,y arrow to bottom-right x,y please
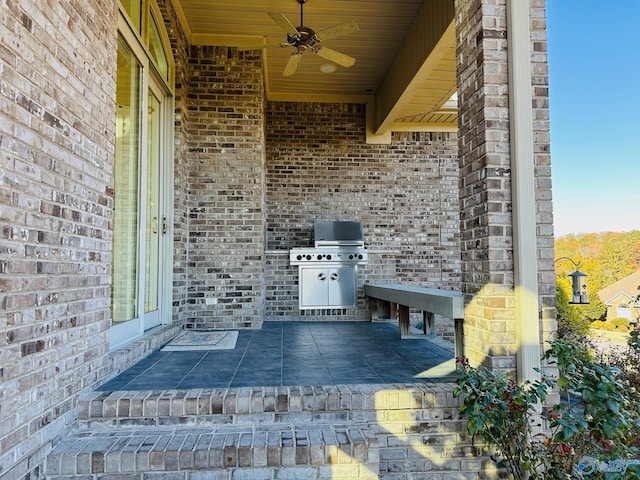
143,83 -> 165,331
110,36 -> 170,348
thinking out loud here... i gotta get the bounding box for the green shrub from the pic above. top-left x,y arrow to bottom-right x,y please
453,357 -> 552,480
556,284 -> 591,336
591,320 -> 617,331
541,338 -> 639,478
611,317 -> 631,328
630,329 -> 640,350
608,328 -> 640,409
455,336 -> 640,479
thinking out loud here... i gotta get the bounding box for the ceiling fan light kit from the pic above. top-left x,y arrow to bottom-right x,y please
268,0 -> 358,76
319,63 -> 337,73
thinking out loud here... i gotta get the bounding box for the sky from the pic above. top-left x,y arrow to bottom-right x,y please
546,1 -> 640,237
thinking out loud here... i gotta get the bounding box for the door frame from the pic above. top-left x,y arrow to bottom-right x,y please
109,7 -> 174,350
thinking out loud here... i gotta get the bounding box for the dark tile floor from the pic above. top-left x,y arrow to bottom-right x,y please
98,321 -> 456,391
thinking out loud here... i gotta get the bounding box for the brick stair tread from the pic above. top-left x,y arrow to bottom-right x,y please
78,383 -> 457,420
46,423 -> 379,476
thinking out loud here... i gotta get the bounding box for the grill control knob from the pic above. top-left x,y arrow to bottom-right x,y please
306,255 -> 312,260
358,254 -> 364,260
296,255 -> 303,261
326,254 -> 332,260
317,254 -> 323,260
349,254 -> 354,260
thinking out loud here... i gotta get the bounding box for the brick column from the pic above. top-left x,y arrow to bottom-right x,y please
186,46 -> 266,329
455,0 -> 556,370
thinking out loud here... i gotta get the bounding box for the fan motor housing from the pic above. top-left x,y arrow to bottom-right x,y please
288,26 -> 317,48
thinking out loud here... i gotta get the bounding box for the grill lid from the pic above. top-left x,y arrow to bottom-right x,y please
313,220 -> 364,247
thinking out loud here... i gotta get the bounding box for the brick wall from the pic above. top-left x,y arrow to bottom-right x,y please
157,0 -> 192,324
0,0 -> 555,477
264,102 -> 461,332
157,14 -> 462,334
456,0 -> 516,369
0,0 -> 118,478
455,0 -> 555,369
184,46 -> 266,330
530,0 -> 557,345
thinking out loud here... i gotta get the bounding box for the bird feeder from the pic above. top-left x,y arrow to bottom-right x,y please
568,269 -> 589,304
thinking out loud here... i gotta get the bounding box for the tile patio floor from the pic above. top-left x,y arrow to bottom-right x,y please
98,321 -> 456,391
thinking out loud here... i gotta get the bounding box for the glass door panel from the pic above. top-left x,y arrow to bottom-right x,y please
112,37 -> 141,326
144,88 -> 162,329
121,0 -> 142,33
149,10 -> 169,81
111,4 -> 174,349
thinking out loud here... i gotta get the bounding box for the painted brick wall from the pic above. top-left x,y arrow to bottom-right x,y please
264,102 -> 461,332
185,46 -> 266,330
455,0 -> 555,369
0,0 -> 118,478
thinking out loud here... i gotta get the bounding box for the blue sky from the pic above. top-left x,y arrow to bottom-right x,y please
546,1 -> 640,237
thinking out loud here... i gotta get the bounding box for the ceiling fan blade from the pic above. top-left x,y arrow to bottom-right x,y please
283,52 -> 302,76
267,12 -> 300,38
315,47 -> 356,68
315,21 -> 359,42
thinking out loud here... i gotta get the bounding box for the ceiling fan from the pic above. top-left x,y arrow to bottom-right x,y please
267,0 -> 359,76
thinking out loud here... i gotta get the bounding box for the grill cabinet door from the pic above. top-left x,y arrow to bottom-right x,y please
299,266 -> 357,309
328,267 -> 356,307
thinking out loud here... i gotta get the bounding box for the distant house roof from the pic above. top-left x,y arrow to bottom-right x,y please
598,270 -> 640,305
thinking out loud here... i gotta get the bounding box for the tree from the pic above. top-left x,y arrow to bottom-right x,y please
555,231 -> 640,321
555,277 -> 590,335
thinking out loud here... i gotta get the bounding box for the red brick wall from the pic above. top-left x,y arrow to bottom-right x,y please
264,102 -> 461,328
0,0 -> 118,477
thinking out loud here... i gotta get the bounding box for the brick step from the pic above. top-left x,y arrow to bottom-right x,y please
46,423 -> 379,479
56,383 -> 485,478
78,384 -> 456,428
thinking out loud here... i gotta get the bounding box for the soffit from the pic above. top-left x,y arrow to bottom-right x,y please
173,0 -> 458,137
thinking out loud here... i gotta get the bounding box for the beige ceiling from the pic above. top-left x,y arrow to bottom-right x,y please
173,0 -> 457,142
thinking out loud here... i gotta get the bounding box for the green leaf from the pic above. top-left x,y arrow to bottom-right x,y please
557,376 -> 569,389
606,399 -> 620,414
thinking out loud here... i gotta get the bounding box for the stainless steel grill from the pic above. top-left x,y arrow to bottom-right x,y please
313,220 -> 364,247
289,247 -> 368,265
290,220 -> 368,310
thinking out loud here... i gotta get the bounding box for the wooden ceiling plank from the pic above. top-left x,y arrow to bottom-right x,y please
371,0 -> 455,138
176,0 -> 458,131
391,122 -> 457,132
